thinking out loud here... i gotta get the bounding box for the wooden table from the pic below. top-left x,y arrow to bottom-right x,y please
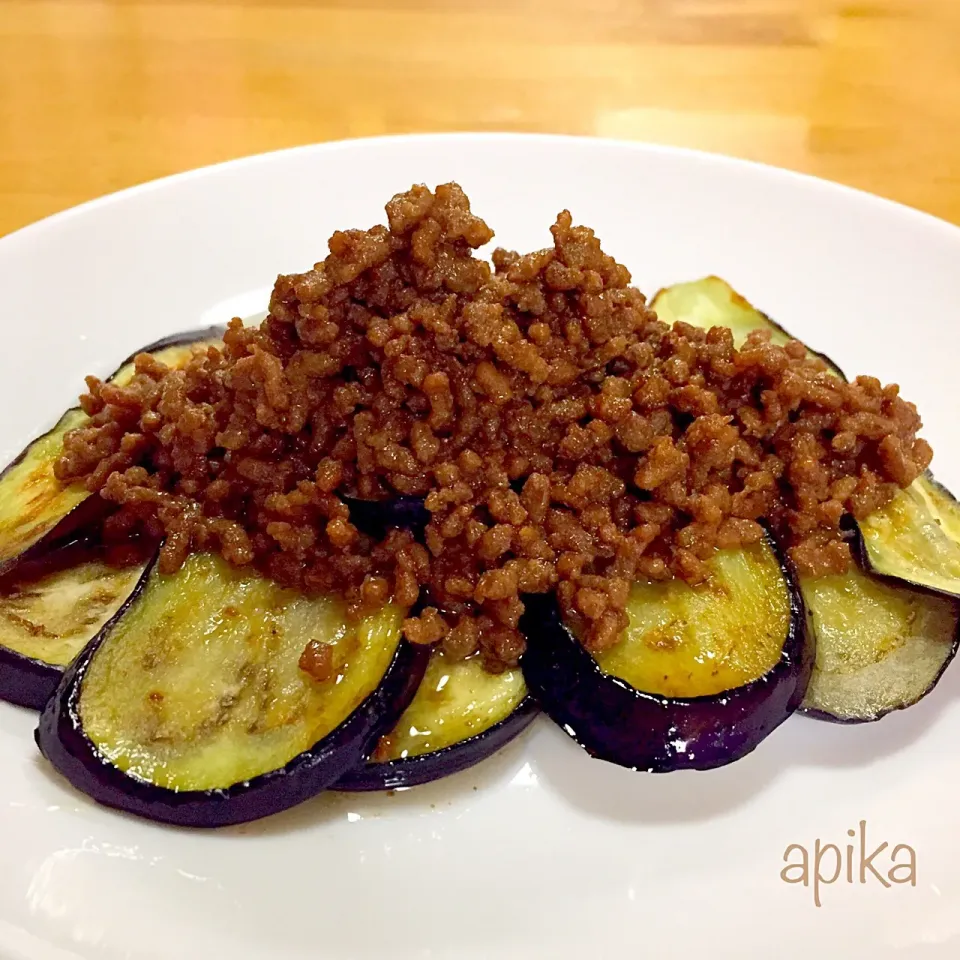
2,0 -> 959,237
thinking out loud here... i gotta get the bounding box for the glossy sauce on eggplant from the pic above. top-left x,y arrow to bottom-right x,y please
372,650 -> 527,761
654,276 -> 960,723
24,263 -> 960,822
521,536 -> 812,772
801,566 -> 959,722
858,474 -> 960,598
78,552 -> 405,791
0,555 -> 146,667
651,275 -> 846,376
0,409 -> 91,571
595,543 -> 791,698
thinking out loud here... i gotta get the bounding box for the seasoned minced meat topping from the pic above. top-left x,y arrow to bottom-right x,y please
55,183 -> 932,670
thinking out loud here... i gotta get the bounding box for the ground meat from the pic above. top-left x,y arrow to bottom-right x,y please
298,639 -> 335,682
55,182 -> 933,670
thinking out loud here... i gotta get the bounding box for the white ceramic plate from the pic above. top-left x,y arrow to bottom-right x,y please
1,134 -> 959,960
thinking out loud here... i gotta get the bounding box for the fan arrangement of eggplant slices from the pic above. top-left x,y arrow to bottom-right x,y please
0,281 -> 956,829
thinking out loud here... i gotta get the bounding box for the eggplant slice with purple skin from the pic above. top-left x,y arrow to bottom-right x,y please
651,275 -> 846,377
0,325 -> 226,577
653,276 -> 960,721
521,537 -> 813,772
0,543 -> 150,710
36,552 -> 428,828
800,565 -> 960,723
654,278 -> 960,600
0,327 -> 225,709
336,649 -> 538,791
336,496 -> 539,790
854,472 -> 960,599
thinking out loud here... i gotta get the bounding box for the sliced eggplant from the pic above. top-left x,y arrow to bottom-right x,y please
0,325 -> 225,576
854,472 -> 960,599
654,276 -> 960,720
521,537 -> 813,772
113,326 -> 227,378
0,327 -> 226,708
36,552 -> 428,827
0,408 -> 100,576
800,565 -> 960,723
650,275 -> 845,377
655,278 -> 960,596
336,650 -> 538,791
0,545 -> 149,710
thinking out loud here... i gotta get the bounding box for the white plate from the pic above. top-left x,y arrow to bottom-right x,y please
1,134 -> 959,960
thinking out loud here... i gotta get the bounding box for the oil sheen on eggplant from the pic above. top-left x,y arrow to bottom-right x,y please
855,472 -> 960,599
0,546 -> 148,709
336,649 -> 538,791
800,566 -> 960,722
654,276 -> 960,717
0,326 -> 225,576
36,552 -> 427,827
595,545 -> 790,698
521,538 -> 813,771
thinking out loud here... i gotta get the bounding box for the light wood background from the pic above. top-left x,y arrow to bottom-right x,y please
1,0 -> 959,237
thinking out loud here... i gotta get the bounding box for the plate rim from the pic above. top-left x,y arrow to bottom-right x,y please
2,130 -> 960,960
3,132 -> 958,250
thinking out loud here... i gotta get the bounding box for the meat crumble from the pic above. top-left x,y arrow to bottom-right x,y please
54,183 -> 933,670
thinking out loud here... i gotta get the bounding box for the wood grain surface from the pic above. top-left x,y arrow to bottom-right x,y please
1,0 -> 958,236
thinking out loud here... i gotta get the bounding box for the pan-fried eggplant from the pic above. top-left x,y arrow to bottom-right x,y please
655,276 -> 960,719
0,326 -> 225,577
854,472 -> 960,599
0,408 -> 101,577
336,650 -> 538,791
651,275 -> 845,377
0,545 -> 149,709
655,278 -> 960,599
0,327 -> 225,708
19,273 -> 957,825
36,552 -> 428,827
521,538 -> 813,772
800,565 -> 960,723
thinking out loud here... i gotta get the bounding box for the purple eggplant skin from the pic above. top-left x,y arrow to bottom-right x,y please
0,324 -> 228,484
334,696 -> 540,791
0,647 -> 60,712
0,325 -> 227,579
844,496 -> 949,601
0,323 -> 228,495
756,309 -> 847,380
0,495 -> 110,579
799,628 -> 960,725
34,576 -> 430,828
519,551 -> 814,773
344,496 -> 430,539
799,604 -> 959,727
0,541 -> 155,710
116,323 -> 226,364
